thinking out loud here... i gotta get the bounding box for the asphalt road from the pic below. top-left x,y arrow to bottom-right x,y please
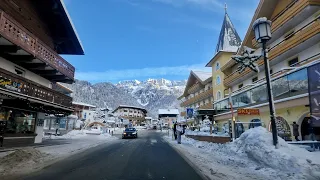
23,130 -> 204,180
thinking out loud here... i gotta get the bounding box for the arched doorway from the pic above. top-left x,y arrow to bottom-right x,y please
249,119 -> 262,129
268,116 -> 291,141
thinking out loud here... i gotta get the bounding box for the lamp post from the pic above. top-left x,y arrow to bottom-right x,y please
252,17 -> 278,147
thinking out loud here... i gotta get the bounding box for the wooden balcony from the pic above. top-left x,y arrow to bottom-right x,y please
0,67 -> 72,107
0,10 -> 75,82
224,19 -> 320,86
199,103 -> 212,109
180,89 -> 213,107
222,0 -> 320,72
187,83 -> 202,95
252,0 -> 320,47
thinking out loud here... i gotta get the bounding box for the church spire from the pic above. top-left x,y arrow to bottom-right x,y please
215,4 -> 242,54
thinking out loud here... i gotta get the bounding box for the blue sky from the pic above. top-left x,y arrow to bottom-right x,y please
62,0 -> 259,83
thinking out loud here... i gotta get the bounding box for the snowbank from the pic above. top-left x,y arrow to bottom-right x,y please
165,127 -> 320,180
0,148 -> 50,175
134,126 -> 147,130
233,127 -> 320,173
185,129 -> 229,137
0,131 -> 116,177
45,130 -> 115,140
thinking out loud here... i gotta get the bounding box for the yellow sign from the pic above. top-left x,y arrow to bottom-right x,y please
237,108 -> 260,116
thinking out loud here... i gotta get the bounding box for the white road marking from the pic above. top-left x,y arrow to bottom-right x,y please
150,139 -> 157,145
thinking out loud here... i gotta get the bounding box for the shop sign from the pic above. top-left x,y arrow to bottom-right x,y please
237,108 -> 260,116
0,77 -> 23,93
186,108 -> 194,118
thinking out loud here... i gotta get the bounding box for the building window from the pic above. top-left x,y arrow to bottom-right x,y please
252,77 -> 258,83
238,84 -> 243,89
215,62 -> 220,71
270,69 -> 273,75
288,57 -> 298,67
216,76 -> 221,85
216,91 -> 222,100
124,110 -> 128,112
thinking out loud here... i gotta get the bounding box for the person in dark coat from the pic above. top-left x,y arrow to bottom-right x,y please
292,122 -> 299,141
308,119 -> 315,141
173,122 -> 177,140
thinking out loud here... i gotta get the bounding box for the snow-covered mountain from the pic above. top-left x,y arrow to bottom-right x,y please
64,78 -> 186,118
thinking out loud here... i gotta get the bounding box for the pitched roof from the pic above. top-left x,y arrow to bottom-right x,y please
112,105 -> 147,113
182,70 -> 212,96
193,71 -> 212,82
215,12 -> 242,54
158,109 -> 179,115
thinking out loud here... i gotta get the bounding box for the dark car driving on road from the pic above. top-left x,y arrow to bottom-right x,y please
122,128 -> 138,139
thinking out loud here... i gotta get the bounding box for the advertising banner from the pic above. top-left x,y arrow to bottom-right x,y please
308,63 -> 320,127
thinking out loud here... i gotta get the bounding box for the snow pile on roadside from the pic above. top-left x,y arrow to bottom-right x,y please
185,129 -> 229,137
47,130 -> 87,139
166,127 -> 320,180
232,127 -> 320,177
47,130 -> 116,140
134,126 -> 147,129
0,148 -> 50,175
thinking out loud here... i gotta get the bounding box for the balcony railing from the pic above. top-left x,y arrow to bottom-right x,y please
187,83 -> 202,95
199,103 -> 212,109
180,89 -> 213,107
214,64 -> 310,115
252,0 -> 320,47
0,67 -> 72,107
224,18 -> 320,86
0,10 -> 75,80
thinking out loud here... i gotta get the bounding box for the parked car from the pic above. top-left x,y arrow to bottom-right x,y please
122,128 -> 138,139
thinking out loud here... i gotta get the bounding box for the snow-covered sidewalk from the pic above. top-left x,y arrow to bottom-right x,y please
0,130 -> 117,177
164,127 -> 320,180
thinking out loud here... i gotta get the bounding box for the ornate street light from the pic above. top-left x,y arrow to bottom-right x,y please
231,17 -> 278,147
252,17 -> 278,147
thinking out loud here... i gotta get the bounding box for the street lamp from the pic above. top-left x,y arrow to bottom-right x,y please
252,17 -> 278,147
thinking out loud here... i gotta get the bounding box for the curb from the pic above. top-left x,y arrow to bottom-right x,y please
163,136 -> 211,180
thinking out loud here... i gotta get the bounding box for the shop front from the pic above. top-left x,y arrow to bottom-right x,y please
43,115 -> 78,135
0,107 -> 37,147
0,93 -> 73,147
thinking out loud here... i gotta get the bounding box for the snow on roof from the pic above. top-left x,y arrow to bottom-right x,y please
158,109 -> 179,115
112,105 -> 147,113
72,102 -> 96,108
215,12 -> 242,54
192,71 -> 212,82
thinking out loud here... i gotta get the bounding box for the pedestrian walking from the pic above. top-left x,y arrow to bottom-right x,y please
292,121 -> 299,141
176,124 -> 182,144
173,122 -> 177,140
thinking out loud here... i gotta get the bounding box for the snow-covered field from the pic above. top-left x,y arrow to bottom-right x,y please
0,130 -> 116,177
165,127 -> 320,180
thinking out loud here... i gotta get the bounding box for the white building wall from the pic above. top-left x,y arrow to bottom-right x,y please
0,57 -> 51,88
82,110 -> 95,122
